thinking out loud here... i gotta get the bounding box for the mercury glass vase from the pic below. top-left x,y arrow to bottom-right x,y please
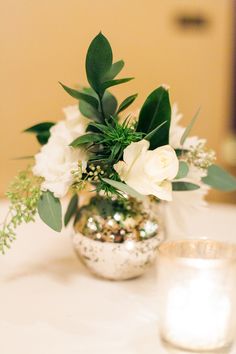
72,195 -> 164,280
157,239 -> 236,353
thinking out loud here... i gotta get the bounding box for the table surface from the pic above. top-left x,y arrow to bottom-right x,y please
0,200 -> 236,354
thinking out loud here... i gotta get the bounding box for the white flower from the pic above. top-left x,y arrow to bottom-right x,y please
114,140 -> 179,201
51,105 -> 90,144
33,105 -> 89,198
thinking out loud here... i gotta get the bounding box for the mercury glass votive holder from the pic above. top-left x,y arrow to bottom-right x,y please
157,239 -> 236,353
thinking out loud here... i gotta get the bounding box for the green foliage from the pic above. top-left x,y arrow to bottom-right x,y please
117,94 -> 138,114
103,60 -> 124,80
24,122 -> 55,145
103,178 -> 145,201
86,32 -> 113,94
37,191 -> 62,232
202,164 -> 236,191
101,77 -> 133,91
84,117 -> 143,164
0,169 -> 42,253
136,86 -> 171,149
102,91 -> 118,119
175,161 -> 189,179
84,32 -> 132,123
70,133 -> 102,147
79,89 -> 118,122
172,181 -> 200,191
64,194 -> 79,226
144,121 -> 167,143
59,83 -> 99,109
24,122 -> 55,133
180,107 -> 201,145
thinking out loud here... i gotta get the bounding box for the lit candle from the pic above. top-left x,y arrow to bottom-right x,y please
157,240 -> 236,352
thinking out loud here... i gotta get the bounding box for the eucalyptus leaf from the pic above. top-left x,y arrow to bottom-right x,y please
102,178 -> 145,201
85,32 -> 113,93
202,164 -> 236,191
175,161 -> 189,179
101,77 -> 134,91
70,133 -> 102,147
172,181 -> 200,191
24,122 -> 55,133
136,86 -> 171,149
37,191 -> 62,232
180,107 -> 201,145
59,82 -> 99,108
104,60 -> 124,80
64,194 -> 79,226
117,94 -> 138,114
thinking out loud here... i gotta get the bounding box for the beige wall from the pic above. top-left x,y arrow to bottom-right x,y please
0,0 -> 235,202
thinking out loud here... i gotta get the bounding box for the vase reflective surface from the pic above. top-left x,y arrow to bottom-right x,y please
72,195 -> 164,280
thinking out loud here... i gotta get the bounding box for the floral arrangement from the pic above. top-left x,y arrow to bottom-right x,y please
1,33 -> 236,253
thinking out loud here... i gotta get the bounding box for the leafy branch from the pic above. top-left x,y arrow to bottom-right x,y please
0,168 -> 43,253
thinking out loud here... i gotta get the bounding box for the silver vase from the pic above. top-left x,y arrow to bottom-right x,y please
72,195 -> 165,280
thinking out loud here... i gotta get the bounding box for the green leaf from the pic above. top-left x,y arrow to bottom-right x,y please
144,121 -> 167,143
102,90 -> 118,118
59,82 -> 99,109
172,181 -> 200,191
64,194 -> 78,226
117,94 -> 138,114
36,131 -> 51,145
136,86 -> 171,149
102,178 -> 145,201
79,89 -> 117,122
11,155 -> 34,160
37,191 -> 62,232
79,87 -> 101,121
24,122 -> 55,145
85,32 -> 113,93
175,148 -> 188,157
70,133 -> 102,147
101,77 -> 133,91
79,100 -> 101,120
202,164 -> 236,191
24,122 -> 55,133
180,107 -> 201,145
175,161 -> 189,179
104,60 -> 124,80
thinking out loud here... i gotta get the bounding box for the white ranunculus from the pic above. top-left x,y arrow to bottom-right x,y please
114,140 -> 179,201
33,105 -> 89,198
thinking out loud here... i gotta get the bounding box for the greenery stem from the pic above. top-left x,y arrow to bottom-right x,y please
98,94 -> 106,121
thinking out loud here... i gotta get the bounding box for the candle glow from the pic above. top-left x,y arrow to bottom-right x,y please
157,240 -> 236,352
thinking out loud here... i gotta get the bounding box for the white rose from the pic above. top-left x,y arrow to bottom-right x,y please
114,140 -> 179,201
33,105 -> 89,198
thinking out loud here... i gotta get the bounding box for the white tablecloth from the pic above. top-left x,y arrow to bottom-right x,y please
0,200 -> 236,354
